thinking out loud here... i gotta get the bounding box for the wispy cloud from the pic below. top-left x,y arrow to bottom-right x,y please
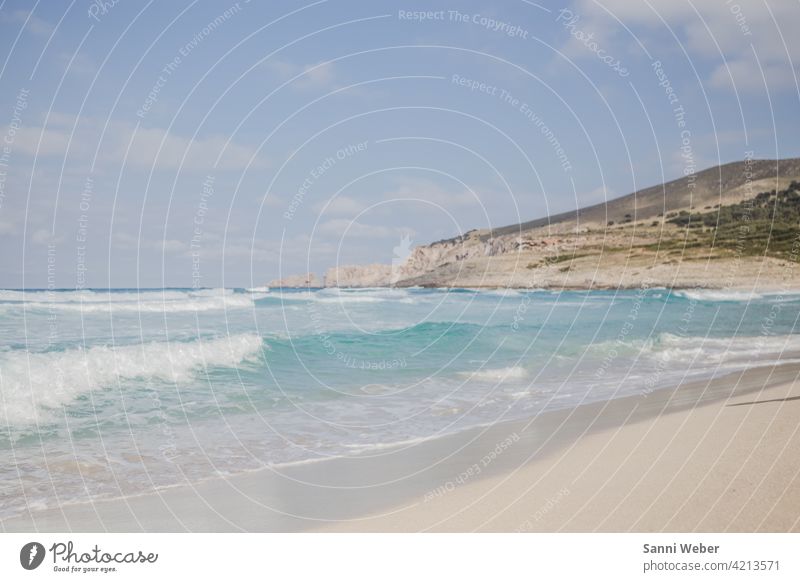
313,195 -> 365,217
0,218 -> 19,236
4,116 -> 266,171
4,9 -> 54,37
263,58 -> 339,90
567,0 -> 799,93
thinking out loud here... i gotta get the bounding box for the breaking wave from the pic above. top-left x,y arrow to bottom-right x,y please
0,288 -> 259,313
0,333 -> 264,425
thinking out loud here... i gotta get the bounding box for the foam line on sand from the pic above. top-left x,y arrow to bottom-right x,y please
3,363 -> 799,532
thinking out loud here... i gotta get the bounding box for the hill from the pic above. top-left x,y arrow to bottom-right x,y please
321,158 -> 800,289
490,158 -> 800,237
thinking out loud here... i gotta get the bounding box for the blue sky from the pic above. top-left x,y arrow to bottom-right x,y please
1,0 -> 798,288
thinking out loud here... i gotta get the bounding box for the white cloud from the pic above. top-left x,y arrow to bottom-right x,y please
709,59 -> 794,92
112,232 -> 138,249
312,195 -> 365,216
0,219 -> 19,236
44,112 -> 81,127
262,193 -> 286,208
569,0 -> 800,92
299,61 -> 335,88
574,1 -> 694,24
263,58 -> 338,90
4,117 -> 265,171
160,239 -> 188,253
4,10 -> 53,37
12,126 -> 73,156
31,228 -> 55,245
120,126 -> 262,171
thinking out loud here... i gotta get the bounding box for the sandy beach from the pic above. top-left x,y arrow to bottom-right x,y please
3,361 -> 799,533
322,363 -> 800,532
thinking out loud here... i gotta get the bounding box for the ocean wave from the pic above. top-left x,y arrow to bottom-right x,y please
459,366 -> 528,382
0,333 -> 264,425
260,320 -> 488,354
313,288 -> 415,304
473,288 -> 545,297
0,288 -> 233,302
673,289 -> 765,302
590,332 -> 800,366
342,433 -> 441,452
649,332 -> 800,365
0,288 -> 257,313
256,290 -> 317,302
17,296 -> 255,313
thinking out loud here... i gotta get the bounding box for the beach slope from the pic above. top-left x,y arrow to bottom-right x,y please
3,364 -> 799,533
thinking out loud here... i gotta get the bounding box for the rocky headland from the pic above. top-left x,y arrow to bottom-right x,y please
287,159 -> 800,290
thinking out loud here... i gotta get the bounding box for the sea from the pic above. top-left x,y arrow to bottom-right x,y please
1,286 -> 799,520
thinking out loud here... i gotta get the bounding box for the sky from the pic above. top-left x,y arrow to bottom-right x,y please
1,0 -> 798,288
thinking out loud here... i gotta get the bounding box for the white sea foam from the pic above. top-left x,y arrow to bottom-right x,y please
266,291 -> 317,302
673,289 -> 764,302
313,288 -> 414,304
0,288 -> 256,313
475,288 -> 524,297
0,333 -> 263,425
6,287 -> 800,524
38,296 -> 254,313
647,333 -> 800,365
0,288 -> 233,302
315,295 -> 386,304
589,332 -> 800,368
342,433 -> 442,452
460,366 -> 528,382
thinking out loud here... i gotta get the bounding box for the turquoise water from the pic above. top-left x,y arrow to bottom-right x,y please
1,286 -> 799,519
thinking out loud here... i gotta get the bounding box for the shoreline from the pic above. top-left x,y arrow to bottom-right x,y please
273,283 -> 795,291
319,362 -> 800,532
3,361 -> 799,532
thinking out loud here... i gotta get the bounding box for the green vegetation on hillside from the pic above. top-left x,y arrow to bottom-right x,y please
666,181 -> 800,258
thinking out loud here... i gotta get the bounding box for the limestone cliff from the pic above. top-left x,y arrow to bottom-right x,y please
292,159 -> 800,290
268,272 -> 322,288
323,264 -> 393,288
389,158 -> 800,289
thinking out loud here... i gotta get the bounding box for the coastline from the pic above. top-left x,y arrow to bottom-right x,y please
320,362 -> 800,532
274,282 -> 791,291
4,361 -> 799,533
391,253 -> 799,290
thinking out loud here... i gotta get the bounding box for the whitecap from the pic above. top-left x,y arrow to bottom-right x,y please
673,289 -> 763,302
0,333 -> 263,425
459,366 -> 528,382
0,288 -> 255,313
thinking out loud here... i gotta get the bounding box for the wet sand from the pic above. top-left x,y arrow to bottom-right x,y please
3,363 -> 800,532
